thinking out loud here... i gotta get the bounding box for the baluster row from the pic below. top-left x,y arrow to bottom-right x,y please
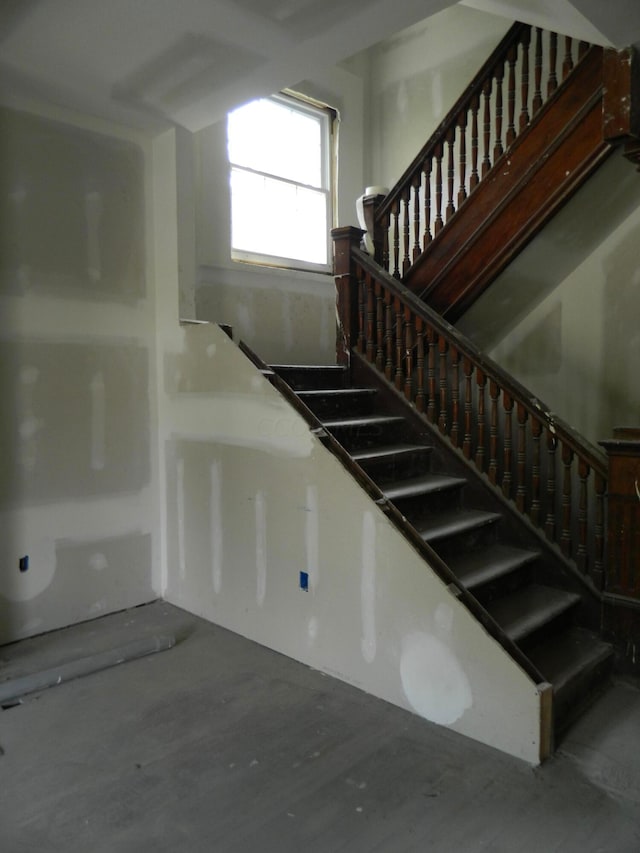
379,27 -> 590,275
355,267 -> 604,583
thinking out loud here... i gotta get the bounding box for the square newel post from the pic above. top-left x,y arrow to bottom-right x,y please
599,427 -> 640,674
332,225 -> 363,368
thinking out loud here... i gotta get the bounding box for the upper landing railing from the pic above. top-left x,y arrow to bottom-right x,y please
368,23 -> 594,278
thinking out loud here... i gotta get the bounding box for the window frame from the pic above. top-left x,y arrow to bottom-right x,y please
227,91 -> 336,275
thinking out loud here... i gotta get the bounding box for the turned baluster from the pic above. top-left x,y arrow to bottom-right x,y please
426,327 -> 437,423
415,317 -> 425,413
519,28 -> 531,131
489,380 -> 500,485
451,348 -> 460,448
470,94 -> 480,191
593,472 -> 606,590
482,78 -> 493,177
402,189 -> 411,276
434,143 -> 444,234
394,296 -> 404,391
545,429 -> 557,540
560,442 -> 574,557
502,391 -> 513,499
457,110 -> 468,207
531,417 -> 542,526
578,41 -> 589,60
475,369 -> 486,472
423,159 -> 433,247
516,403 -> 528,513
562,36 -> 574,80
506,43 -> 517,147
356,273 -> 365,354
404,307 -> 414,402
463,358 -> 473,460
382,210 -> 391,274
576,458 -> 590,573
438,336 -> 449,435
446,126 -> 456,221
532,28 -> 543,114
494,60 -> 505,162
384,289 -> 393,381
412,175 -> 421,262
392,200 -> 401,279
375,281 -> 384,372
548,32 -> 558,95
365,273 -> 375,363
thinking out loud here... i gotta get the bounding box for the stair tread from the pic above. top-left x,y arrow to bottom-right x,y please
322,414 -> 405,428
486,584 -> 581,643
271,363 -> 345,370
297,388 -> 376,397
448,544 -> 540,589
415,508 -> 502,542
383,473 -> 467,501
527,626 -> 613,694
351,443 -> 431,461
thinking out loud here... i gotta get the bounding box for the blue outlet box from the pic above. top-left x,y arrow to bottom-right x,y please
299,571 -> 309,591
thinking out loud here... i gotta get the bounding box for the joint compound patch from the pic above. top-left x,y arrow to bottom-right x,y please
400,604 -> 472,725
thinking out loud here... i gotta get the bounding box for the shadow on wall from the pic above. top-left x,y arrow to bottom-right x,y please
459,154 -> 640,352
601,222 -> 640,437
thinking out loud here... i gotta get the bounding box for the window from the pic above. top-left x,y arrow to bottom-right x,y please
227,93 -> 334,272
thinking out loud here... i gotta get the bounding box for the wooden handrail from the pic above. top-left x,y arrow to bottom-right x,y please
370,23 -> 595,279
334,226 -> 608,590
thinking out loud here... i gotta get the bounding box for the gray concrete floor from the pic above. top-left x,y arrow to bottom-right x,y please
0,601 -> 639,853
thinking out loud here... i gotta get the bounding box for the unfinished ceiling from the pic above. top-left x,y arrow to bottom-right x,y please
0,0 -> 638,132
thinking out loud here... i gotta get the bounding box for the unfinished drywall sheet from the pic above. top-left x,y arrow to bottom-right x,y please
0,105 -> 157,643
162,322 -> 542,764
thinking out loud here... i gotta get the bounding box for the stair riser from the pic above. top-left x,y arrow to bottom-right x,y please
515,606 -> 579,653
358,449 -> 433,482
299,393 -> 377,419
273,366 -> 347,390
553,655 -> 614,738
468,563 -> 535,607
390,487 -> 465,523
431,522 -> 500,561
327,421 -> 413,452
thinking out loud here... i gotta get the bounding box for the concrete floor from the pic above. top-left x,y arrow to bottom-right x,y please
0,602 -> 639,853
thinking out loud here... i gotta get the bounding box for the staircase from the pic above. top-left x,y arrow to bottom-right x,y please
267,359 -> 613,743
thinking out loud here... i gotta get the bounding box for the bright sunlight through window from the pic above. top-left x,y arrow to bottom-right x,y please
228,94 -> 333,271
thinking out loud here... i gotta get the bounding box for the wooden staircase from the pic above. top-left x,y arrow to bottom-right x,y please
268,360 -> 613,743
362,23 -> 640,322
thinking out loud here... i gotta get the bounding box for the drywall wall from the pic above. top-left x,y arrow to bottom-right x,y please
0,103 -> 158,643
160,318 -> 543,764
458,153 -> 640,446
193,63 -> 366,364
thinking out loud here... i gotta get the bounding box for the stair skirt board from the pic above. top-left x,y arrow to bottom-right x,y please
269,361 -> 613,752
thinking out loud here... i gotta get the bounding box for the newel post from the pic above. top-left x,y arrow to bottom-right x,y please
599,427 -> 640,673
332,225 -> 363,368
603,46 -> 640,170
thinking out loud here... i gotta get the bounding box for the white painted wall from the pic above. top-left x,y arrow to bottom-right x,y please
0,103 -> 160,643
159,318 -> 543,763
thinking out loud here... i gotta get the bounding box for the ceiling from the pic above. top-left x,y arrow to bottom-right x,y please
0,0 -> 639,133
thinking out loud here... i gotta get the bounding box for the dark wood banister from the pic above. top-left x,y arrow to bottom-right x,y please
335,225 -> 608,595
353,244 -> 607,479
